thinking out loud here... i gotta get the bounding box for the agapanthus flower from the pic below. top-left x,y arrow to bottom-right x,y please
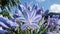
0,27 -> 8,34
0,21 -> 9,29
56,19 -> 60,26
0,16 -> 19,29
13,11 -> 20,18
18,3 -> 42,30
47,15 -> 59,31
44,10 -> 49,16
47,15 -> 59,25
7,20 -> 19,29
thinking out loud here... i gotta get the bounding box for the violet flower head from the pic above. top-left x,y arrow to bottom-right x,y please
51,15 -> 59,18
19,3 -> 42,30
56,19 -> 60,26
51,15 -> 59,23
48,15 -> 59,23
13,11 -> 20,18
0,22 -> 9,28
0,16 -> 19,29
7,20 -> 19,29
44,10 -> 49,16
47,15 -> 59,26
0,27 -> 8,34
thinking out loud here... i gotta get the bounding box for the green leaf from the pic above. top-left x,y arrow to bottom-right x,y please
37,25 -> 48,34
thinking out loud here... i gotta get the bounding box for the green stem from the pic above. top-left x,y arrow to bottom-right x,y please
30,30 -> 33,34
18,28 -> 19,34
40,25 -> 48,34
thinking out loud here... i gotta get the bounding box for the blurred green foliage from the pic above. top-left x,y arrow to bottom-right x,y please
0,10 -> 11,18
0,0 -> 20,18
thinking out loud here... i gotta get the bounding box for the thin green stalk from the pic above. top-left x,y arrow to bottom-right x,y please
30,30 -> 33,34
39,25 -> 48,34
17,28 -> 19,34
27,30 -> 30,34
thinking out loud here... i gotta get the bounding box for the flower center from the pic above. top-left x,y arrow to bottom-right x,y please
28,19 -> 32,25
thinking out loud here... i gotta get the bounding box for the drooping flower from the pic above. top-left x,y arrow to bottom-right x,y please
7,20 -> 19,29
47,15 -> 59,25
13,11 -> 20,18
56,19 -> 60,26
0,27 -> 8,34
0,21 -> 9,29
44,10 -> 49,16
0,16 -> 19,29
47,15 -> 59,31
18,3 -> 42,30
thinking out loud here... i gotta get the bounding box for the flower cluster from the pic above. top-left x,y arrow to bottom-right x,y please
0,2 -> 60,34
45,15 -> 60,34
0,2 -> 43,34
18,2 -> 43,30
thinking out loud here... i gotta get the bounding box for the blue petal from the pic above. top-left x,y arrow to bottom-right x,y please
22,9 -> 29,19
33,15 -> 42,23
18,4 -> 22,11
0,22 -> 9,28
0,27 -> 8,34
32,4 -> 38,10
21,23 -> 28,30
55,20 -> 60,26
0,17 -> 7,23
28,7 -> 30,10
0,30 -> 8,34
7,20 -> 19,28
44,10 -> 49,16
36,8 -> 43,15
23,2 -> 28,8
0,16 -> 10,27
52,15 -> 59,18
31,23 -> 40,29
13,11 -> 20,18
30,10 -> 37,18
20,18 -> 28,23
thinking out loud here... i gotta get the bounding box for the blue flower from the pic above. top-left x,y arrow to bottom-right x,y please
0,30 -> 8,34
32,4 -> 38,10
7,20 -> 19,29
0,22 -> 9,28
23,2 -> 28,8
0,27 -> 8,34
36,8 -> 43,15
52,15 -> 59,19
44,10 -> 49,16
48,15 -> 59,24
13,11 -> 20,18
0,16 -> 19,29
55,19 -> 60,26
19,3 -> 42,30
0,16 -> 10,27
